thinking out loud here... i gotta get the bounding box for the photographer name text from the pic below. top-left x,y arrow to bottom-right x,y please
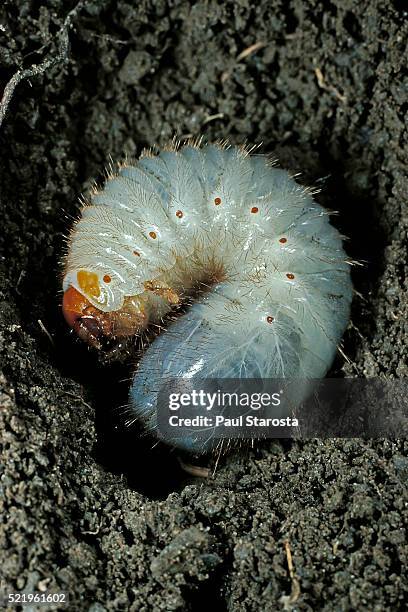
167,415 -> 298,428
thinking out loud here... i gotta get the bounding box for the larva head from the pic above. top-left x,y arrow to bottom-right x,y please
62,268 -> 149,347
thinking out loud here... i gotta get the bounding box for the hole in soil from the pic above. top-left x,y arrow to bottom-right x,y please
56,324 -> 208,499
343,12 -> 363,41
285,10 -> 299,35
392,0 -> 408,15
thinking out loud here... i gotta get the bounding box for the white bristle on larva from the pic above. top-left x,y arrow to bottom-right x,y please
62,141 -> 353,454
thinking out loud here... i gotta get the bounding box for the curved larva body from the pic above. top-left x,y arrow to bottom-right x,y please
62,142 -> 353,454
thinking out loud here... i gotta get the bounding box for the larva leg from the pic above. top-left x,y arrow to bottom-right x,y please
177,457 -> 211,478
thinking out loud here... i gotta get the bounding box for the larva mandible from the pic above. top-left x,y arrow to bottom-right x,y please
62,140 -> 353,454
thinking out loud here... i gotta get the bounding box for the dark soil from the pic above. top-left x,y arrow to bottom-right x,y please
1,1 -> 407,610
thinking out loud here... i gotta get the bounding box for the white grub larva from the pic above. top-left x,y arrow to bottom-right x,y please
62,139 -> 353,454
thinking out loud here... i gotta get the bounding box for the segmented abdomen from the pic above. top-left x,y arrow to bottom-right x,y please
63,142 -> 353,453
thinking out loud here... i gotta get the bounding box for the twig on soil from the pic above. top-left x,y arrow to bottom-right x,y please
37,319 -> 54,347
202,112 -> 225,126
63,391 -> 93,411
221,41 -> 266,83
0,1 -> 85,130
15,270 -> 26,294
279,539 -> 301,610
236,41 -> 266,62
314,66 -> 347,103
